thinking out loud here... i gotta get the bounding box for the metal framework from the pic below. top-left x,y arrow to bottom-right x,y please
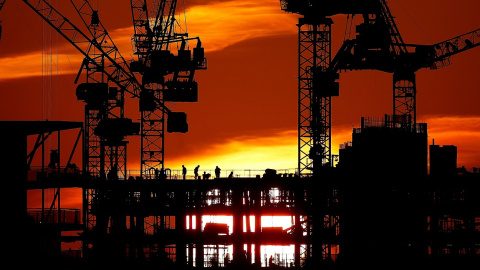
22,0 -> 144,248
298,19 -> 334,176
130,0 -> 206,178
377,0 -> 416,128
429,28 -> 480,69
284,0 -> 480,176
22,0 -> 141,177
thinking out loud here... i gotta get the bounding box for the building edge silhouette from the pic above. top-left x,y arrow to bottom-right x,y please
6,118 -> 478,269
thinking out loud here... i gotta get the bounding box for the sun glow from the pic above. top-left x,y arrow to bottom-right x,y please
186,214 -> 302,267
165,130 -> 298,173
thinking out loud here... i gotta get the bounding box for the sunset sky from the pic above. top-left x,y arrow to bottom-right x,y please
1,0 -> 479,180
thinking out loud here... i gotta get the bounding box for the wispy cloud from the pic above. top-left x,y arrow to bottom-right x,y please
0,1 -> 297,80
0,51 -> 81,81
185,0 -> 298,52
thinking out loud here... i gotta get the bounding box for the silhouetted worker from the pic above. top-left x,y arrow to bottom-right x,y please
182,165 -> 187,180
194,165 -> 200,179
160,168 -> 166,180
215,166 -> 221,178
107,164 -> 118,180
228,171 -> 233,178
203,171 -> 211,180
48,149 -> 60,170
66,163 -> 78,174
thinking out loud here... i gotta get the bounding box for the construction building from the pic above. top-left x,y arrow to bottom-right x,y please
430,143 -> 458,177
337,115 -> 479,268
3,0 -> 479,269
14,116 -> 479,269
338,115 -> 428,179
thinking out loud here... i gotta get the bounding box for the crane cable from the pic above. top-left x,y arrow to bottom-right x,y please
343,14 -> 355,42
393,0 -> 432,43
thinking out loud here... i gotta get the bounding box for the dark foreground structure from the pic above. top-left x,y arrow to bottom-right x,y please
4,0 -> 480,268
8,120 -> 479,269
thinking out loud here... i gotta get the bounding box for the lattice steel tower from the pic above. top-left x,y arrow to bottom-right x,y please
130,0 -> 206,178
280,1 -> 339,176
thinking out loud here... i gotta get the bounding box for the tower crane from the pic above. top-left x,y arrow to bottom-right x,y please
280,0 -> 480,176
330,2 -> 480,128
23,0 -> 149,180
129,0 -> 206,178
336,1 -> 479,129
22,0 -> 206,260
23,0 -> 205,181
279,0 -> 378,176
22,0 -> 151,257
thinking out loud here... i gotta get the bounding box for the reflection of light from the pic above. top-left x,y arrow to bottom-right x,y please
261,245 -> 295,267
184,214 -> 309,266
186,215 -> 197,230
261,216 -> 294,230
202,215 -> 233,234
243,215 -> 256,232
187,215 -> 299,234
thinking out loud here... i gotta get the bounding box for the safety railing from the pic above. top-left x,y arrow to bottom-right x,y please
27,208 -> 82,225
125,168 -> 298,180
27,166 -> 82,181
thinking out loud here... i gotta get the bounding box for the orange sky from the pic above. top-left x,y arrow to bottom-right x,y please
1,0 -> 479,177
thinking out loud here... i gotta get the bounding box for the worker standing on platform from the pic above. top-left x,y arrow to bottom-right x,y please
215,166 -> 221,178
194,165 -> 200,179
182,165 -> 187,180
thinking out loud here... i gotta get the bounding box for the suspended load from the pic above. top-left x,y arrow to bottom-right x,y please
167,112 -> 188,133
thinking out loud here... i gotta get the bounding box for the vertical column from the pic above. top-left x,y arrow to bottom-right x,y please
187,214 -> 193,266
298,16 -> 335,176
232,187 -> 244,266
195,191 -> 204,267
140,87 -> 165,179
294,214 -> 301,267
254,188 -> 262,266
176,190 -> 187,266
393,70 -> 416,130
246,215 -> 252,263
85,106 -> 102,178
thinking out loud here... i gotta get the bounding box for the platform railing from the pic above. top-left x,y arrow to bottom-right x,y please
27,166 -> 299,181
126,168 -> 298,180
27,208 -> 82,225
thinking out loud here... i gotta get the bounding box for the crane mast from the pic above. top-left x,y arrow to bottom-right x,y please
130,0 -> 206,178
22,0 -> 147,258
298,17 -> 335,176
282,0 -> 480,176
377,0 -> 416,128
280,0 -> 377,176
23,0 -> 141,180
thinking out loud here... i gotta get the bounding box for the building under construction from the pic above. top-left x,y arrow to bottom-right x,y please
10,116 -> 480,269
3,0 -> 480,269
